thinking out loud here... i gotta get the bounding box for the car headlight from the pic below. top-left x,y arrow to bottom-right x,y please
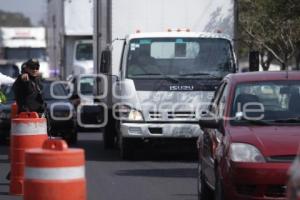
116,105 -> 144,121
230,143 -> 265,163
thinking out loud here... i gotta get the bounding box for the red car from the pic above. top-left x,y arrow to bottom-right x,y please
287,148 -> 300,200
197,71 -> 300,200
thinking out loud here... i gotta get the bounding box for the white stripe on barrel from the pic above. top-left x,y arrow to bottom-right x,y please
11,122 -> 47,136
25,166 -> 85,180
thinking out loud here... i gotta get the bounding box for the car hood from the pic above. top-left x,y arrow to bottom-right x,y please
229,126 -> 300,157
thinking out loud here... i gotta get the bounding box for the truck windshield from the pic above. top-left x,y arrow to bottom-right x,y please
76,43 -> 93,61
4,48 -> 47,61
126,38 -> 234,79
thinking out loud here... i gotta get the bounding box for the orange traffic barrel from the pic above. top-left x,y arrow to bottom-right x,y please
8,102 -> 18,159
11,102 -> 18,119
10,112 -> 48,195
24,139 -> 86,200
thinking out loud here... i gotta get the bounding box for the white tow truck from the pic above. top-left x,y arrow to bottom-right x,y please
94,0 -> 237,159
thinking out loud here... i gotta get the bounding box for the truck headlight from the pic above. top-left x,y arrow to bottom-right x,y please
116,105 -> 144,121
128,110 -> 143,121
230,143 -> 265,163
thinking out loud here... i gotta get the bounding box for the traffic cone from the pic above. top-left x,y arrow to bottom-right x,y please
11,102 -> 18,119
24,139 -> 86,200
9,112 -> 48,195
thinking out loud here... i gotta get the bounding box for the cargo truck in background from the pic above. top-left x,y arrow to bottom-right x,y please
0,27 -> 50,78
94,0 -> 237,159
47,0 -> 94,79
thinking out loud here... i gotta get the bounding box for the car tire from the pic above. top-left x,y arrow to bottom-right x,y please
214,168 -> 225,200
66,129 -> 78,145
197,161 -> 213,200
120,137 -> 134,160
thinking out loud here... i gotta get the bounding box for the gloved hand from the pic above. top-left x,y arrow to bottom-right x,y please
21,73 -> 29,81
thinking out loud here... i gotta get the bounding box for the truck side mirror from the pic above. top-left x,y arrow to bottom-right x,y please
100,50 -> 111,73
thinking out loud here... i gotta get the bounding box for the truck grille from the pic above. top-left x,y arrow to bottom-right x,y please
167,111 -> 195,119
148,111 -> 196,120
149,111 -> 162,119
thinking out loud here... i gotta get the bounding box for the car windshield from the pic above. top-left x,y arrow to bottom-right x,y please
126,38 -> 234,79
42,81 -> 68,100
231,81 -> 300,125
0,64 -> 20,78
76,43 -> 93,60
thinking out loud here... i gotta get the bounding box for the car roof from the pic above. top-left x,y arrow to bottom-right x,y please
225,71 -> 300,84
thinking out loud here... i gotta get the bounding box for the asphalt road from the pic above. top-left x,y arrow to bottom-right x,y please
0,132 -> 198,200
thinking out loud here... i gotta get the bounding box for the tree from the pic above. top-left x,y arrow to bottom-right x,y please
0,10 -> 32,27
238,0 -> 300,70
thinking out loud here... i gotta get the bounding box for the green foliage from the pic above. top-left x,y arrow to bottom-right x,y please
0,91 -> 7,104
0,10 -> 32,27
238,0 -> 300,69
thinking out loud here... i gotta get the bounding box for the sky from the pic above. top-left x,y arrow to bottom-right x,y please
0,0 -> 47,26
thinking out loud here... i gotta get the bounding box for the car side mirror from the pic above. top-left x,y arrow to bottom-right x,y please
100,50 -> 111,73
199,113 -> 222,129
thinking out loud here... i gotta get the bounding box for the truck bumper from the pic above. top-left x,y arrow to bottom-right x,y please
120,122 -> 202,138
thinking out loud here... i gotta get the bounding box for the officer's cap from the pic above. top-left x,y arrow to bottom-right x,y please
25,59 -> 40,68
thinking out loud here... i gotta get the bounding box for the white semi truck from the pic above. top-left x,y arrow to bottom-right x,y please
0,27 -> 50,78
47,0 -> 94,79
94,0 -> 237,159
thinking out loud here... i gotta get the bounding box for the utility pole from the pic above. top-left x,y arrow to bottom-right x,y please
234,0 -> 239,68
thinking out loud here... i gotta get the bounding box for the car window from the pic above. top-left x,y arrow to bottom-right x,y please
42,81 -> 68,100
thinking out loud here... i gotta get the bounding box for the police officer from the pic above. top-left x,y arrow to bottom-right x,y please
12,58 -> 45,116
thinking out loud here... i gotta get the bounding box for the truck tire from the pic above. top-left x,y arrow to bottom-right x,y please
65,129 -> 78,145
103,119 -> 116,149
120,137 -> 134,160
